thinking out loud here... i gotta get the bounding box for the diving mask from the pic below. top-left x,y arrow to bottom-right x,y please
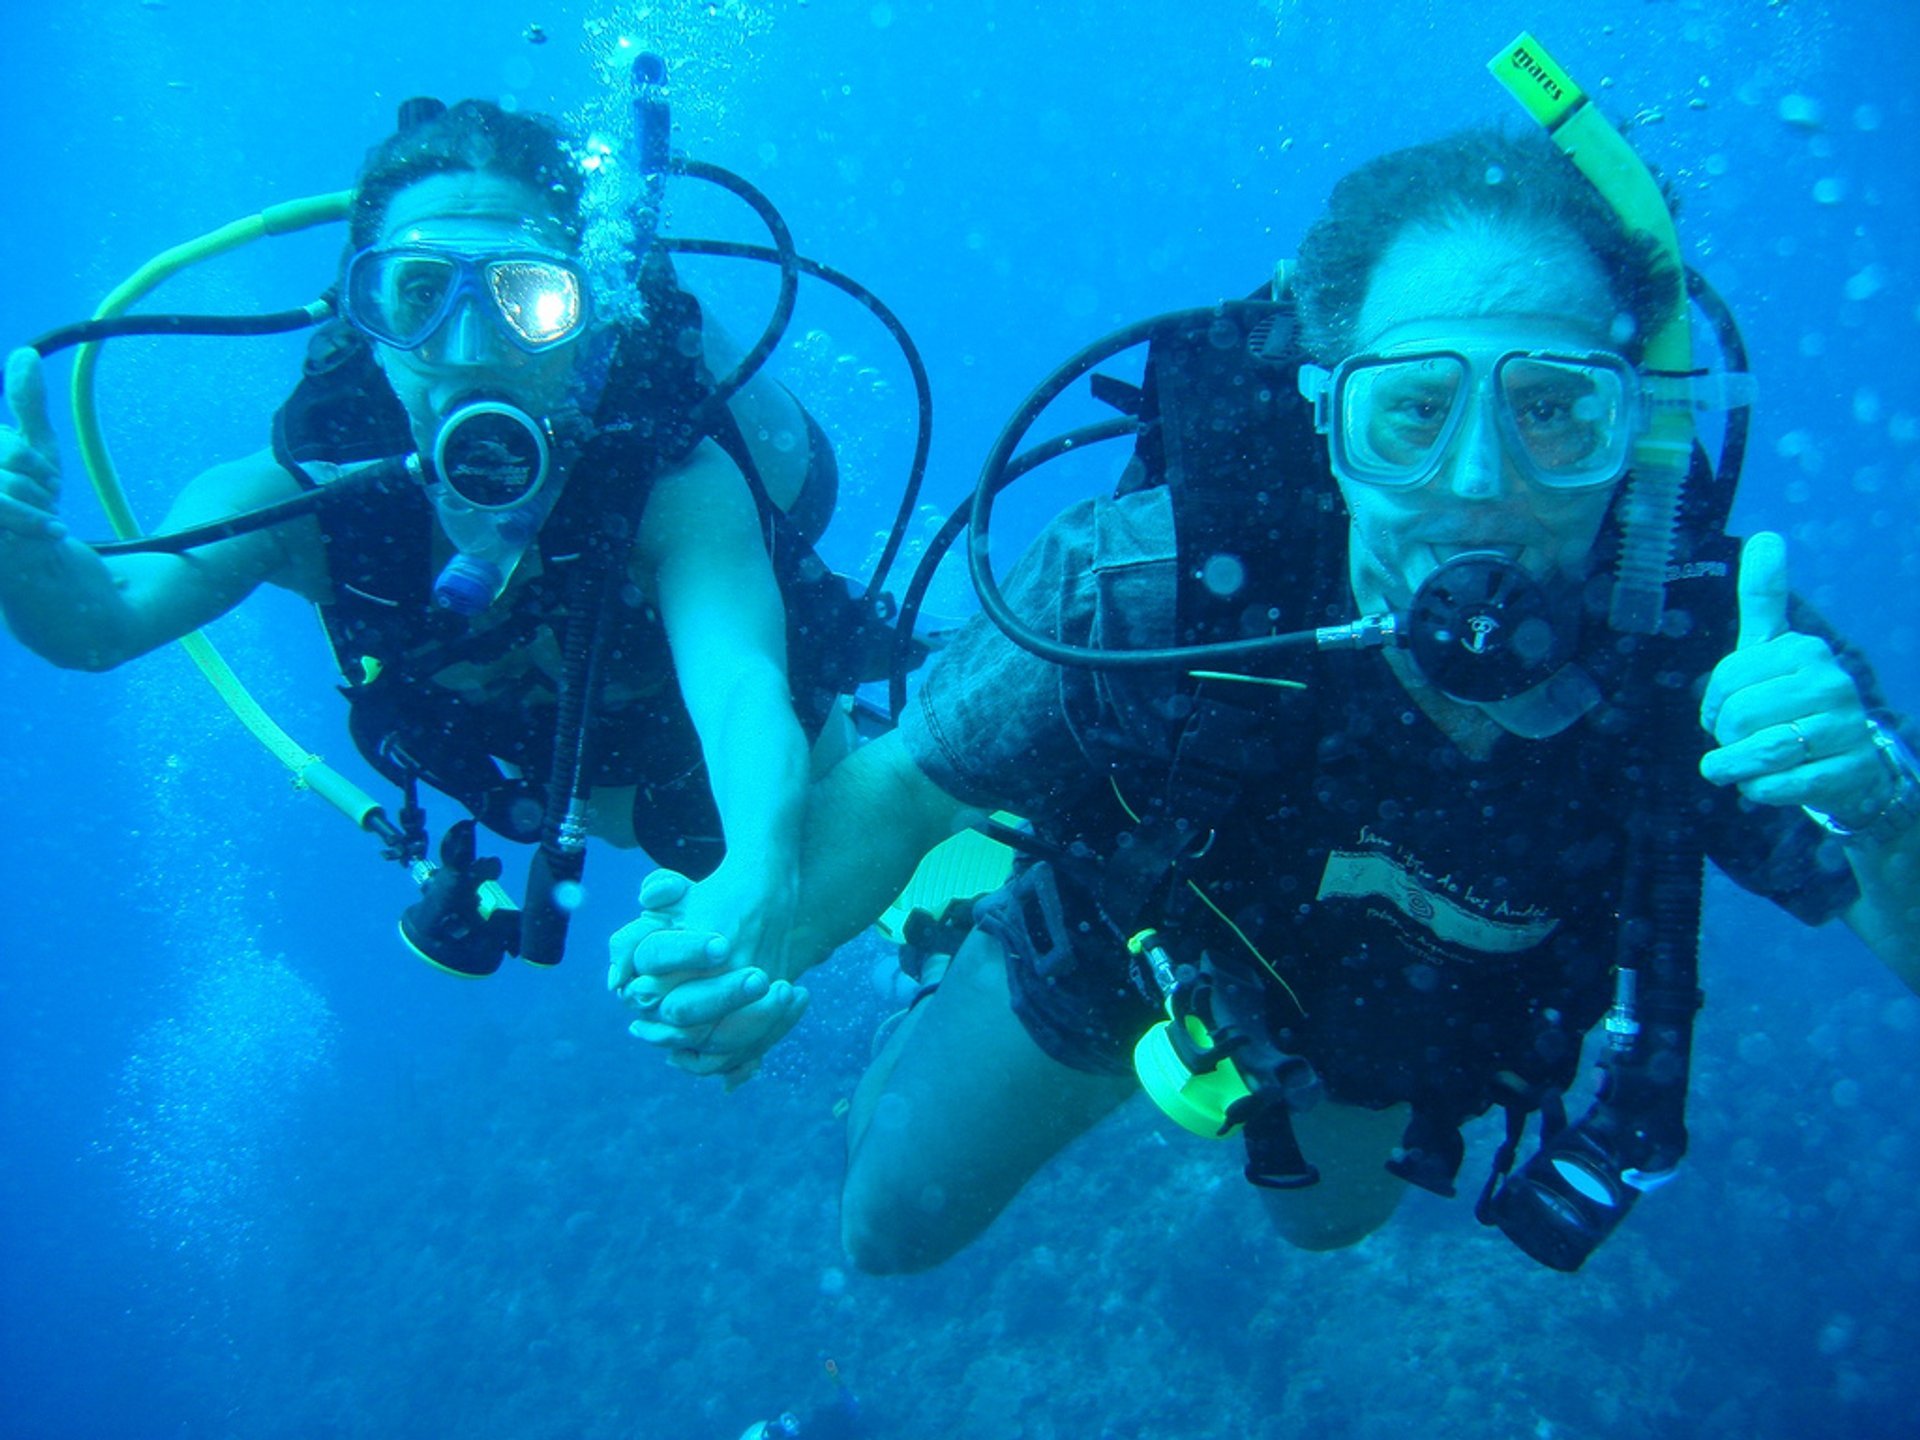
1299,344 -> 1641,493
344,245 -> 590,355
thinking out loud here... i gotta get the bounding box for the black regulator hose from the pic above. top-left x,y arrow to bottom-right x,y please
890,415 -> 1139,719
29,304 -> 330,357
668,158 -> 801,424
966,305 -> 1338,673
519,524 -> 625,967
665,238 -> 933,605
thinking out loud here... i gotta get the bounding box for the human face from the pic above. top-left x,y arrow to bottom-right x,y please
1334,220 -> 1628,614
367,171 -> 586,444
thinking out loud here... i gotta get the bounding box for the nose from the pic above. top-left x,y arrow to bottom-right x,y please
438,296 -> 496,367
1443,395 -> 1512,502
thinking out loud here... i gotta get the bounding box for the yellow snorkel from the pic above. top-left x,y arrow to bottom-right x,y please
1488,31 -> 1695,635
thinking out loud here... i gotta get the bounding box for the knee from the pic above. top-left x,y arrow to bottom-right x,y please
1259,1167 -> 1404,1252
839,1155 -> 973,1276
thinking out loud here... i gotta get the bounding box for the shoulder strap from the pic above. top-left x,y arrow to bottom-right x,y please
271,320 -> 414,486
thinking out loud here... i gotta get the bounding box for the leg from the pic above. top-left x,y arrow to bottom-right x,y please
1258,1100 -> 1411,1250
841,927 -> 1136,1274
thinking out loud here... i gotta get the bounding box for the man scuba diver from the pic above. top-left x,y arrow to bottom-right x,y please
612,36 -> 1918,1273
1,85 -> 920,1011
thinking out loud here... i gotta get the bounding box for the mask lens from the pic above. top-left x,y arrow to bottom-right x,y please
1339,355 -> 1467,487
488,260 -> 586,349
349,251 -> 458,348
1499,357 -> 1628,488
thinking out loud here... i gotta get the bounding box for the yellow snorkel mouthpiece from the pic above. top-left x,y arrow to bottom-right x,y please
1489,32 -> 1695,635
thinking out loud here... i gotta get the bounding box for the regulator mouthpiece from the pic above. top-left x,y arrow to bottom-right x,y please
424,399 -> 558,614
431,399 -> 551,508
1404,552 -> 1578,703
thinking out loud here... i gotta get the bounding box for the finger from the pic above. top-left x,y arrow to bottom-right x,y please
1,430 -> 60,484
621,928 -> 730,986
637,867 -> 694,913
0,490 -> 67,539
653,967 -> 772,1029
606,906 -> 681,990
1736,531 -> 1790,651
1700,712 -> 1844,787
698,983 -> 810,1066
1734,751 -> 1878,812
1704,638 -> 1854,745
669,996 -> 807,1080
1712,671 -> 1855,753
5,348 -> 58,460
657,985 -> 809,1077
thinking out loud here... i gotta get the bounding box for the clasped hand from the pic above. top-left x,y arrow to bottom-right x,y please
1700,532 -> 1889,826
606,863 -> 809,1085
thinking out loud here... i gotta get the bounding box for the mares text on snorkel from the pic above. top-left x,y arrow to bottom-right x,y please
1507,46 -> 1564,104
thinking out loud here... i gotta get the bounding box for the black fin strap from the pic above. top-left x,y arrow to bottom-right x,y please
1474,1104 -> 1535,1226
1239,1103 -> 1319,1190
1385,1104 -> 1467,1198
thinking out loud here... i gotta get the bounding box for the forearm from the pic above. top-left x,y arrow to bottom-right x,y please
0,538 -> 148,671
699,656 -> 809,873
784,733 -> 968,981
1844,827 -> 1920,992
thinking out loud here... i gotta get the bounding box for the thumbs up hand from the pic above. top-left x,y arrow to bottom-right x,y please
1,348 -> 68,544
1699,532 -> 1888,826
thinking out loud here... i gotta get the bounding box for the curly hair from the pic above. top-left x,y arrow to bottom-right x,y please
1292,126 -> 1681,364
348,99 -> 585,252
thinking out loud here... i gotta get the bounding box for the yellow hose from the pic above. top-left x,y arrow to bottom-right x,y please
70,191 -> 386,828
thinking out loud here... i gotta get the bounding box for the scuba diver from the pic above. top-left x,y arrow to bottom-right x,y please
612,35 -> 1918,1272
0,74 -> 927,1002
734,1359 -> 864,1440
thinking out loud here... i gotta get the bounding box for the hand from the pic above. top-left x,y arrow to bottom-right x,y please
0,349 -> 67,544
607,865 -> 810,1084
1699,532 -> 1889,824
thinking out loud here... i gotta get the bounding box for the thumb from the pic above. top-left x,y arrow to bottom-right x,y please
1736,531 -> 1790,650
637,867 -> 694,914
5,348 -> 58,460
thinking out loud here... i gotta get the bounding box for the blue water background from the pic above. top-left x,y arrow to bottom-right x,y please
1,2 -> 1916,1436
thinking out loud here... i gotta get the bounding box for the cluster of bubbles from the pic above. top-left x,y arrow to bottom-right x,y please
563,0 -> 781,309
106,941 -> 335,1271
94,657 -> 339,1277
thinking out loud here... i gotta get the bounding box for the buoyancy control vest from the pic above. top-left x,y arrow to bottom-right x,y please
1026,296 -> 1739,1201
271,260 -> 892,872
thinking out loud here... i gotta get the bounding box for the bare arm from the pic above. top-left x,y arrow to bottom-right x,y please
1843,830 -> 1920,993
783,728 -> 979,980
2,349 -> 324,669
635,439 -> 811,963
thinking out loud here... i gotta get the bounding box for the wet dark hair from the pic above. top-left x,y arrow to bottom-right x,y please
348,99 -> 585,252
1292,126 -> 1681,364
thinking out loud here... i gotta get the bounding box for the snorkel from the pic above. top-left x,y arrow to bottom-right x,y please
1488,31 -> 1694,637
